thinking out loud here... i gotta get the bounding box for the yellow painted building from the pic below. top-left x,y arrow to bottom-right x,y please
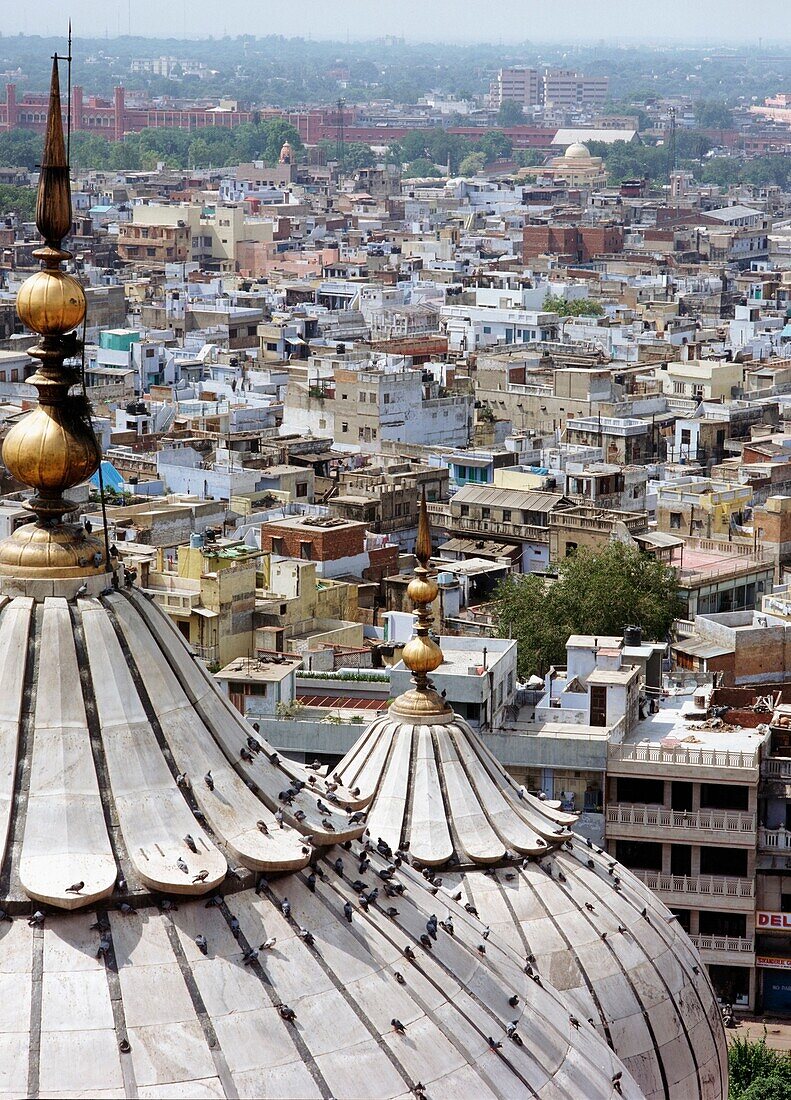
256,558 -> 362,655
146,537 -> 263,667
662,358 -> 745,403
656,478 -> 752,539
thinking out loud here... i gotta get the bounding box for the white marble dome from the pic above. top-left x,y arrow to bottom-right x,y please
0,49 -> 639,1100
0,586 -> 639,1100
564,141 -> 592,158
335,705 -> 728,1100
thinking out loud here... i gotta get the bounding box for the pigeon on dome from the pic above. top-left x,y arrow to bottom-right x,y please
334,495 -> 728,1100
0,44 -> 645,1100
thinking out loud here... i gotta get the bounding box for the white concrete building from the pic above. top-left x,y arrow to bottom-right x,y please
440,305 -> 559,353
389,635 -> 517,730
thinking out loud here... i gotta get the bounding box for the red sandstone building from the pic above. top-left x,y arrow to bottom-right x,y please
0,84 -> 256,137
0,85 -> 560,149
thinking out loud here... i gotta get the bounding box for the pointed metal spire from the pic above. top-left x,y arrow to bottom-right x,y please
35,55 -> 72,251
414,489 -> 432,570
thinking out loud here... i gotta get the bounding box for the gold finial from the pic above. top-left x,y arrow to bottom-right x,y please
0,48 -> 106,582
391,490 -> 450,719
36,57 -> 72,251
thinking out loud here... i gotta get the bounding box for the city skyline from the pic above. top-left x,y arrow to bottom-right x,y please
0,0 -> 781,46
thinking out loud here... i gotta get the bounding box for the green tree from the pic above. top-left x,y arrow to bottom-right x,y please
342,142 -> 376,170
695,100 -> 733,129
496,100 -> 526,127
107,138 -> 143,171
137,127 -> 192,166
402,158 -> 442,178
69,133 -> 115,170
459,152 -> 486,176
514,148 -> 544,168
424,129 -> 470,173
493,573 -> 571,678
70,133 -> 115,170
494,543 -> 681,677
700,157 -> 742,188
474,129 -> 513,162
398,130 -> 432,162
187,137 -> 214,168
0,129 -> 42,170
676,130 -> 713,160
0,184 -> 36,220
543,293 -> 604,317
729,1036 -> 791,1099
261,119 -> 304,165
741,1079 -> 791,1100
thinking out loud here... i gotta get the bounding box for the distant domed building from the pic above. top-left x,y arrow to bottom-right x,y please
335,502 -> 728,1100
0,54 -> 642,1100
521,140 -> 607,187
279,140 -> 295,165
564,140 -> 593,159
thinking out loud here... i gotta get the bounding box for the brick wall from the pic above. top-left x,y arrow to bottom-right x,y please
522,224 -> 579,261
260,520 -> 366,562
363,544 -> 399,582
578,225 -> 624,261
522,224 -> 623,262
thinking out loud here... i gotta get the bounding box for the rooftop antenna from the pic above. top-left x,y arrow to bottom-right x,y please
54,22 -> 73,165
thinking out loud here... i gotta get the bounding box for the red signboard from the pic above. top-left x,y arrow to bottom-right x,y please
757,911 -> 791,930
757,956 -> 791,969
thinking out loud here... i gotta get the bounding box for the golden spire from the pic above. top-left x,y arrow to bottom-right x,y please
0,51 -> 106,581
390,490 -> 450,719
36,57 -> 72,250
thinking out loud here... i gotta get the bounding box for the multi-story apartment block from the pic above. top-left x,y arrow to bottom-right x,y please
606,689 -> 766,1012
542,69 -> 610,111
487,67 -> 609,112
756,706 -> 791,1013
282,361 -> 473,454
487,67 -> 541,109
119,202 -> 280,272
505,628 -> 769,1011
436,484 -> 572,572
141,534 -> 262,667
116,219 -> 191,266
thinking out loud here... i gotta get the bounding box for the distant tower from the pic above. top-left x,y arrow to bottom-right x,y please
5,84 -> 17,129
113,85 -> 125,142
71,85 -> 83,133
336,96 -> 345,165
667,106 -> 677,183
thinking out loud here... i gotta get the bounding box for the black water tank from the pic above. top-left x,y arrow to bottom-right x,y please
623,624 -> 642,646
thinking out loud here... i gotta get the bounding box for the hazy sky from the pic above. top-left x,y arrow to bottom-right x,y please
1,0 -> 775,45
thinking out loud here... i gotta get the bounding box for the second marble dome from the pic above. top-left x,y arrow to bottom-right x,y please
335,705 -> 728,1100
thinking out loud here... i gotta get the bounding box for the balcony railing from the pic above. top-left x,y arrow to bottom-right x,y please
192,644 -> 219,664
632,870 -> 754,900
608,742 -> 759,771
607,804 -> 756,835
143,588 -> 200,613
448,514 -> 549,542
759,826 -> 791,850
689,934 -> 754,956
762,758 -> 791,779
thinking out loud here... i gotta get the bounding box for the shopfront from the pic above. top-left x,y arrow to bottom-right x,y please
756,911 -> 791,1014
759,957 -> 791,1013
